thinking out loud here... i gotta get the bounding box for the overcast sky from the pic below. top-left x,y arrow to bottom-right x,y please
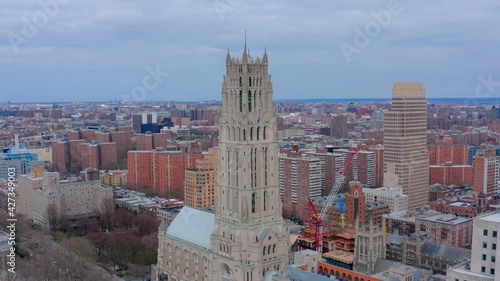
1,0 -> 500,102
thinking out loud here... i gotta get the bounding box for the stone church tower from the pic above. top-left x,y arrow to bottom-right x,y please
210,45 -> 290,281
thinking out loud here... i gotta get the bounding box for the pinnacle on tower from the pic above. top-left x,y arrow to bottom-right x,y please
226,48 -> 231,65
242,30 -> 248,62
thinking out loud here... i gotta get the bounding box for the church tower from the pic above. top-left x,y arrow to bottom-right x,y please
210,46 -> 290,281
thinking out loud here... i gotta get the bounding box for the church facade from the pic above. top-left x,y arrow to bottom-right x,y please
152,46 -> 290,281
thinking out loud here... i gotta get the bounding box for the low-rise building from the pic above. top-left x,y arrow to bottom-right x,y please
363,185 -> 409,213
415,213 -> 473,248
100,170 -> 128,187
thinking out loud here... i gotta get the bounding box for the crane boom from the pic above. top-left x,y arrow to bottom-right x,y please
319,151 -> 357,220
306,150 -> 357,253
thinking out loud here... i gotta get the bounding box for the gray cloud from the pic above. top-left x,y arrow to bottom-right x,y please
0,0 -> 499,102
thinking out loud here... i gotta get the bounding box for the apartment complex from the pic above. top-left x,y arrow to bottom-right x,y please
184,148 -> 218,208
127,150 -> 204,197
17,171 -> 113,227
472,151 -> 500,196
279,154 -> 322,222
100,170 -> 128,187
354,150 -> 376,188
384,82 -> 429,209
52,138 -> 118,173
135,132 -> 169,150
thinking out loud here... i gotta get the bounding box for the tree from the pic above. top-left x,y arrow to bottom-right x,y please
132,214 -> 161,235
100,197 -> 115,228
46,202 -> 59,231
60,236 -> 98,261
114,209 -> 134,228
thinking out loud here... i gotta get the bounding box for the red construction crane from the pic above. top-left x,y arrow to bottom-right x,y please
306,150 -> 358,253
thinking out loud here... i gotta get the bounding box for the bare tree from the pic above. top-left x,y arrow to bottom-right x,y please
47,202 -> 59,231
100,197 -> 115,228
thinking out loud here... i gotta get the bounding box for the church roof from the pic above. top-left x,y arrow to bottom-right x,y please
166,206 -> 215,249
420,242 -> 471,261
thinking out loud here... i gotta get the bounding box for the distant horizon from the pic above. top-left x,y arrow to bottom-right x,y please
2,97 -> 500,105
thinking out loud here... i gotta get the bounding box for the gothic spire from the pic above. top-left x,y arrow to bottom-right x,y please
226,48 -> 231,64
242,30 -> 248,62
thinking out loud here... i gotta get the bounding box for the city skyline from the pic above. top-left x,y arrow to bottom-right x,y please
2,1 -> 500,102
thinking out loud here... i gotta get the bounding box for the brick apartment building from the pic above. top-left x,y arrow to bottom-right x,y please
135,133 -> 169,151
128,150 -> 204,198
428,137 -> 473,185
184,148 -> 218,208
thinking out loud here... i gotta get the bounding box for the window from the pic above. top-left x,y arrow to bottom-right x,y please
492,256 -> 496,262
494,231 -> 498,238
483,242 -> 488,249
484,229 -> 488,236
493,243 -> 497,250
248,91 -> 252,112
239,91 -> 243,112
481,266 -> 485,273
483,254 -> 487,261
251,193 -> 256,213
491,268 -> 495,275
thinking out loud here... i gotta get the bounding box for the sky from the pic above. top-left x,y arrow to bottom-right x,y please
1,0 -> 500,103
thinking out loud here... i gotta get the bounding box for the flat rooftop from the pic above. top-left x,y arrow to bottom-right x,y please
322,250 -> 354,264
417,213 -> 471,225
479,211 -> 500,223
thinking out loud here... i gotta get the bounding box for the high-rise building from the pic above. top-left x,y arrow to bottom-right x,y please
128,149 -> 204,198
135,133 -> 168,150
472,151 -> 500,196
279,155 -> 322,222
184,148 -> 218,208
368,145 -> 384,188
428,137 -> 469,165
153,47 -> 289,281
384,82 -> 429,210
354,150 -> 376,188
428,137 -> 473,185
331,115 -> 348,138
491,106 -> 500,120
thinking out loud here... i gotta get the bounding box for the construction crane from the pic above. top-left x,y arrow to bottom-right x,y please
306,150 -> 357,253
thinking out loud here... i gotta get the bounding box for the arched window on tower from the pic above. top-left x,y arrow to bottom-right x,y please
263,190 -> 267,211
250,127 -> 253,141
239,77 -> 242,87
243,129 -> 246,141
252,193 -> 256,213
264,148 -> 268,186
257,127 -> 260,141
249,77 -> 252,87
248,91 -> 252,112
239,91 -> 243,112
263,126 -> 266,140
